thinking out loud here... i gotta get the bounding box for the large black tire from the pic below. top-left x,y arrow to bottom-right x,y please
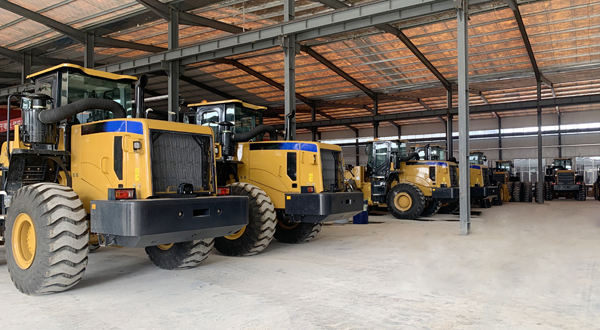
507,181 -> 514,201
523,182 -> 533,202
420,199 -> 442,217
594,182 -> 600,200
274,213 -> 323,244
577,185 -> 587,201
214,183 -> 276,256
544,181 -> 553,201
387,183 -> 425,219
478,198 -> 492,208
5,183 -> 89,295
437,201 -> 459,214
145,239 -> 214,270
512,182 -> 522,202
534,182 -> 540,203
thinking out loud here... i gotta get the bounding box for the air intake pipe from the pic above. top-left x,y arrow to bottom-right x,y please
220,124 -> 278,158
232,125 -> 277,142
135,75 -> 148,118
38,98 -> 126,124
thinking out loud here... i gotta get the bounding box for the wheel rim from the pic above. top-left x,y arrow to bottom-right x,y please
12,213 -> 36,270
157,243 -> 174,251
277,220 -> 299,230
224,226 -> 246,240
394,192 -> 412,211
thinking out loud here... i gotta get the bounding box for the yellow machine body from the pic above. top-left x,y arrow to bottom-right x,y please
70,119 -> 217,213
232,141 -> 344,209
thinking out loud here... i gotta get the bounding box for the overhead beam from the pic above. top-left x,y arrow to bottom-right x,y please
301,45 -> 375,99
272,94 -> 600,130
317,0 -> 452,90
213,58 -> 312,106
504,0 -> 545,84
469,88 -> 489,104
0,1 -> 166,53
0,45 -> 84,66
134,0 -> 243,34
180,75 -> 238,100
98,0 -> 495,75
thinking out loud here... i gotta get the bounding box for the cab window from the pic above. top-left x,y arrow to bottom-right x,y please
200,110 -> 220,133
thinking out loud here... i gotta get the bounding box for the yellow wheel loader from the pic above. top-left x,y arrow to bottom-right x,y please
345,140 -> 458,219
489,160 -> 531,203
0,64 -> 248,295
468,151 -> 498,208
187,100 -> 363,256
410,144 -> 460,214
535,158 -> 586,201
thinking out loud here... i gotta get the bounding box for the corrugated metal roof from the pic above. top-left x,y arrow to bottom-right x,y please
1,0 -> 600,133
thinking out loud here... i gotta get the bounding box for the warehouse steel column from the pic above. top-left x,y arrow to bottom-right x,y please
373,93 -> 379,138
457,0 -> 470,235
20,53 -> 31,84
537,81 -> 544,204
355,130 -> 360,166
84,32 -> 94,68
283,0 -> 296,140
311,102 -> 317,141
558,111 -> 562,158
446,89 -> 453,158
497,114 -> 503,160
168,6 -> 180,122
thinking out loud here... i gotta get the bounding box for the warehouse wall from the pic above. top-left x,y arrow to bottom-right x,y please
297,110 -> 600,166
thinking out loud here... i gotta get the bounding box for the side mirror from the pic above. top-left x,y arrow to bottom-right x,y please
482,156 -> 487,162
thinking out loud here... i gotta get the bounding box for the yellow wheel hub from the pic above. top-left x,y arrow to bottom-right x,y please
277,220 -> 299,230
12,213 -> 36,270
157,243 -> 174,251
394,192 -> 412,212
224,226 -> 246,240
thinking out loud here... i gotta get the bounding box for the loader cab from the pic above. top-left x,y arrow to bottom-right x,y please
366,140 -> 406,178
495,160 -> 513,172
412,144 -> 446,161
187,100 -> 265,144
469,151 -> 487,165
553,158 -> 573,171
27,64 -> 135,122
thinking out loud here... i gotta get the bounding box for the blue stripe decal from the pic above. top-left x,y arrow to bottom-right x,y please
300,143 -> 318,152
470,165 -> 481,169
279,142 -> 300,150
81,120 -> 144,136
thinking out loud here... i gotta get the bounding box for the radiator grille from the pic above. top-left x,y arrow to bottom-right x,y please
557,172 -> 574,185
150,130 -> 213,195
493,173 -> 507,184
450,165 -> 459,187
482,168 -> 491,186
321,149 -> 343,192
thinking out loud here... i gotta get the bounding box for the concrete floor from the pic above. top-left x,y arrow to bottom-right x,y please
1,200 -> 599,329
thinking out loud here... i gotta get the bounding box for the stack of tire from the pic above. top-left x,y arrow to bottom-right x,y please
510,181 -> 533,203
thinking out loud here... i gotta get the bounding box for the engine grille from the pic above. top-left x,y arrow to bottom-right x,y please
493,173 -> 507,184
150,130 -> 213,195
449,165 -> 459,187
482,168 -> 491,186
557,171 -> 574,185
321,149 -> 343,192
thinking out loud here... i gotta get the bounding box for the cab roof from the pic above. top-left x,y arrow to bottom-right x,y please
26,63 -> 138,82
188,99 -> 266,111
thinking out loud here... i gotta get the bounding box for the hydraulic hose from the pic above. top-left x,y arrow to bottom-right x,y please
38,98 -> 126,124
232,125 -> 277,142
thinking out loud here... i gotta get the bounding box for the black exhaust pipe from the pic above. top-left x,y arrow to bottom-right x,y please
135,75 -> 148,118
38,98 -> 126,124
232,125 -> 277,142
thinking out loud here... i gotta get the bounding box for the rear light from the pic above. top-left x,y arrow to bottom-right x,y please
114,189 -> 135,200
301,186 -> 315,193
217,187 -> 231,196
